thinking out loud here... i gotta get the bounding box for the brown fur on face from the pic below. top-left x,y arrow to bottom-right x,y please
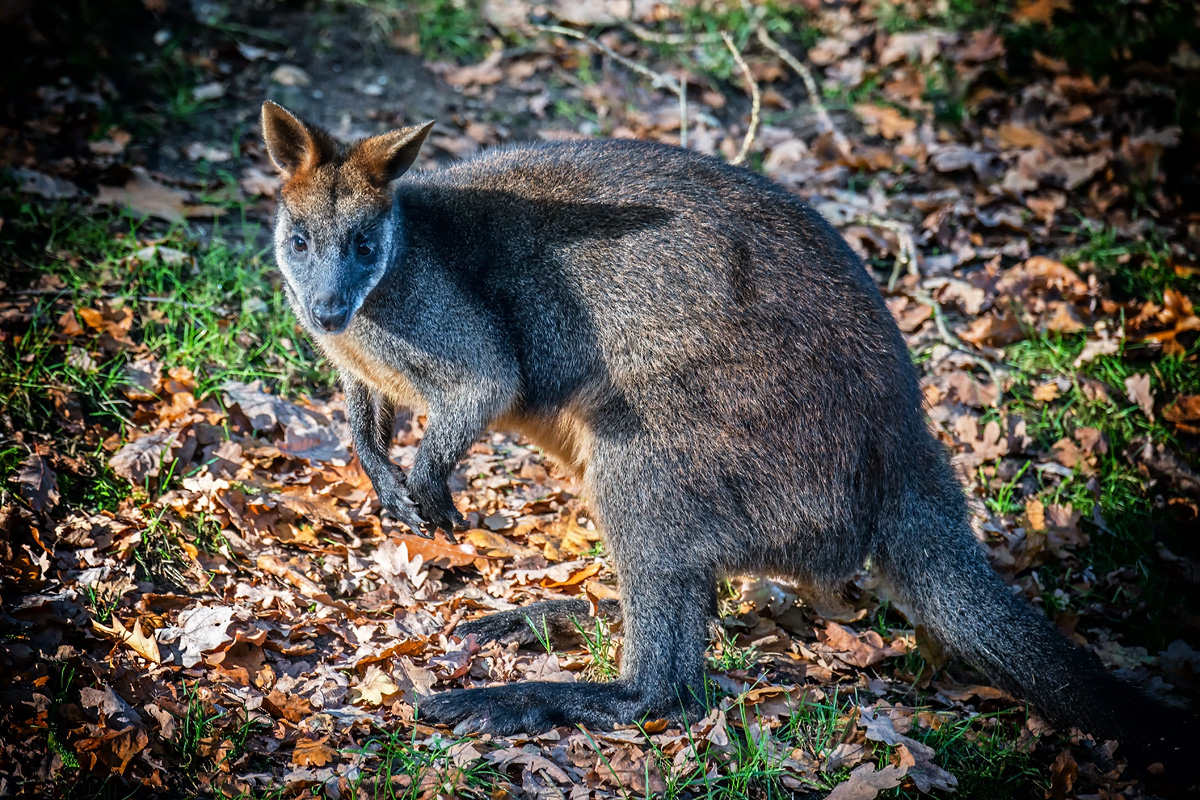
263,100 -> 433,232
279,160 -> 391,236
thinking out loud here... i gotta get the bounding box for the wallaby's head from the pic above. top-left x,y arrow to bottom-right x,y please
261,101 -> 433,335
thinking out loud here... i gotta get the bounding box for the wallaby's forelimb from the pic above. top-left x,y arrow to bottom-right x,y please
405,381 -> 513,537
373,390 -> 397,456
344,377 -> 427,536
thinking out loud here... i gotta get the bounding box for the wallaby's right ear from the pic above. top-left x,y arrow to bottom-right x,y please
261,101 -> 337,175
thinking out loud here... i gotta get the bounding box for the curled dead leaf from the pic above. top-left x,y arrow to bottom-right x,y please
12,453 -> 59,513
292,737 -> 336,768
92,616 -> 162,664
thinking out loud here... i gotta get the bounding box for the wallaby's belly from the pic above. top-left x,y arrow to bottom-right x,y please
319,335 -> 427,412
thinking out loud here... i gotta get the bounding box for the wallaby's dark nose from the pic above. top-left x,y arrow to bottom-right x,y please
312,300 -> 350,333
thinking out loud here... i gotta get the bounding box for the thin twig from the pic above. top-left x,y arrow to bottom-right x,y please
622,21 -> 720,45
754,26 -> 852,160
535,23 -> 688,147
849,215 -> 918,290
720,32 -> 761,167
911,287 -> 1002,388
9,288 -> 211,310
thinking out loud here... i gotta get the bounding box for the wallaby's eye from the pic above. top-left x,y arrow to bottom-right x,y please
356,238 -> 373,257
291,235 -> 308,254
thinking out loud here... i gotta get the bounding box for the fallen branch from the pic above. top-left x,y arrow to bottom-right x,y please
849,214 -> 918,290
720,32 -> 761,166
535,23 -> 688,148
753,25 -> 852,160
10,288 -> 212,310
911,286 -> 1002,388
622,21 -> 720,46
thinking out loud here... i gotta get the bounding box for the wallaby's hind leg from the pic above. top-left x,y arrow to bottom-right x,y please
454,599 -> 622,648
421,511 -> 715,734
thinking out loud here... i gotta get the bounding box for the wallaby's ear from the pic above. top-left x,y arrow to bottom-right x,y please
351,121 -> 435,187
261,101 -> 337,175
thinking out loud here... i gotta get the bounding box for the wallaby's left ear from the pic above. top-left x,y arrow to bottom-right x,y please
352,121 -> 435,187
261,100 -> 338,176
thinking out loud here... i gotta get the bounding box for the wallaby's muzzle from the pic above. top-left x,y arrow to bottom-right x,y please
311,294 -> 352,334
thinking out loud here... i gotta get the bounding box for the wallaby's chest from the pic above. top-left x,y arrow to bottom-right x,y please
319,335 -> 427,412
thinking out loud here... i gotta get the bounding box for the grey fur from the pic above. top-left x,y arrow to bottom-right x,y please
262,102 -> 1191,775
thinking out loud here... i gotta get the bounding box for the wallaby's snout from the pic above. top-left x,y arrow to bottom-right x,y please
311,293 -> 351,334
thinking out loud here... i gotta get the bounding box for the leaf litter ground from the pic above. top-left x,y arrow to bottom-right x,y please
1,1 -> 1199,798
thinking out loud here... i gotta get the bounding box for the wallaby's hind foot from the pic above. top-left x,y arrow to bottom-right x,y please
418,680 -> 703,736
454,599 -> 622,648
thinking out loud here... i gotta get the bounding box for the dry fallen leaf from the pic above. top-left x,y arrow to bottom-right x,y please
264,689 -> 312,723
158,605 -> 235,668
1124,373 -> 1155,420
12,453 -> 59,513
1032,381 -> 1061,402
824,763 -> 906,800
819,622 -> 906,668
1164,394 -> 1200,433
96,168 -> 222,222
1013,0 -> 1071,26
388,532 -> 479,568
92,616 -> 162,664
240,167 -> 280,197
858,707 -> 957,793
292,737 -> 336,768
854,104 -> 916,139
109,430 -> 178,484
350,664 -> 400,706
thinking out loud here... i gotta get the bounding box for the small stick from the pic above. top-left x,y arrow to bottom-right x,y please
622,21 -> 721,46
754,26 -> 852,160
720,31 -> 761,167
535,23 -> 688,148
849,214 -> 918,290
911,287 -> 1002,388
9,288 -> 212,310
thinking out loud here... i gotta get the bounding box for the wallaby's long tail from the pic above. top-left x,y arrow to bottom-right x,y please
876,494 -> 1194,780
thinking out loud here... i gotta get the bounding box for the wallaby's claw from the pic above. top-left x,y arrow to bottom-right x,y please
405,473 -> 464,542
382,503 -> 432,538
433,520 -> 459,544
377,478 -> 434,538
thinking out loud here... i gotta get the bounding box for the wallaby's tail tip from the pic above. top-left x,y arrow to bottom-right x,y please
878,512 -> 1199,789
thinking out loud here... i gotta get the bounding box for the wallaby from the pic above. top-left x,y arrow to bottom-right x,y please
260,100 -> 1191,777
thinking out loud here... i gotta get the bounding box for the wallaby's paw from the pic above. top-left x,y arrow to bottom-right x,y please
405,472 -> 465,540
419,681 -> 703,737
375,476 -> 431,538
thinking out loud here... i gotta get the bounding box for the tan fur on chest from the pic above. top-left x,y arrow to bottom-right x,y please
496,407 -> 593,478
322,335 -> 591,476
320,335 -> 427,411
